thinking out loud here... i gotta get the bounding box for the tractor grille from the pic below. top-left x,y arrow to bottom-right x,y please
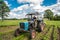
20,23 -> 24,29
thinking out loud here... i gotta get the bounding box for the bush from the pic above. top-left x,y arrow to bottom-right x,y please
53,15 -> 60,21
47,14 -> 60,21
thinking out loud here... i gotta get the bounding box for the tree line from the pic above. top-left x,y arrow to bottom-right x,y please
44,9 -> 60,20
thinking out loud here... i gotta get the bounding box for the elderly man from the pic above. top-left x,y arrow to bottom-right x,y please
37,15 -> 43,24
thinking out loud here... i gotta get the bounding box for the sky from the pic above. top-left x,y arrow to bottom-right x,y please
4,0 -> 60,19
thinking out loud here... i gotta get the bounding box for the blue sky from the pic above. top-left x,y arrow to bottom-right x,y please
4,0 -> 60,19
42,0 -> 57,6
4,0 -> 57,10
4,0 -> 30,10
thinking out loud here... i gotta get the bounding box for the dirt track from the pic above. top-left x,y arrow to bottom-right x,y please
58,27 -> 60,40
0,26 -> 19,33
50,26 -> 54,40
0,26 -> 19,40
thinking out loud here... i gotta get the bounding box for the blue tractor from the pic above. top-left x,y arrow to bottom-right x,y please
14,12 -> 45,39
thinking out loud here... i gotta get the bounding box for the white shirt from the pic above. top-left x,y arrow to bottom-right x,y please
37,15 -> 43,20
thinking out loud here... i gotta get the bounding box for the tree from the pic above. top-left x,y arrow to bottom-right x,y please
54,14 -> 60,20
0,0 -> 10,21
44,9 -> 53,20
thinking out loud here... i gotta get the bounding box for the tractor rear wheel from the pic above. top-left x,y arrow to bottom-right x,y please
30,29 -> 36,39
38,23 -> 45,32
40,23 -> 45,31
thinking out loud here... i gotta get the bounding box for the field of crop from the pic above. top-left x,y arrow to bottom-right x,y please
0,19 -> 60,40
0,19 -> 60,27
0,20 -> 27,27
0,25 -> 60,40
44,19 -> 60,26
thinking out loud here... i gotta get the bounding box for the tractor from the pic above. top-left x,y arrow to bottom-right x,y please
14,12 -> 45,39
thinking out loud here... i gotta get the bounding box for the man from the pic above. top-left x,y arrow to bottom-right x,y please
33,16 -> 37,28
37,15 -> 43,24
37,15 -> 45,32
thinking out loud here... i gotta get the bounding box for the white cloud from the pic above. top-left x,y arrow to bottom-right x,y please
57,0 -> 60,4
47,0 -> 60,15
7,11 -> 27,19
4,1 -> 11,7
7,4 -> 29,19
8,4 -> 60,19
11,4 -> 29,12
17,0 -> 44,4
17,0 -> 28,3
7,0 -> 60,19
32,5 -> 48,12
7,4 -> 46,19
29,0 -> 44,4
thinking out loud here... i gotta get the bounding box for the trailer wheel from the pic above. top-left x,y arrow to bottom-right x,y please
30,29 -> 36,39
14,28 -> 20,37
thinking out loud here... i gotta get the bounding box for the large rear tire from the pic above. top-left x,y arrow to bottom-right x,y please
40,23 -> 45,31
38,23 -> 45,32
30,29 -> 36,39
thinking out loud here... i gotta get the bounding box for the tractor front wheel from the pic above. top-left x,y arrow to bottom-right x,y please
14,28 -> 20,37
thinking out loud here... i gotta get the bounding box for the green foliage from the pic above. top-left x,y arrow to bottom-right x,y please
44,9 -> 60,21
0,19 -> 60,26
23,18 -> 28,20
0,0 -> 10,21
53,27 -> 58,40
44,9 -> 54,20
0,31 -> 14,40
43,27 -> 53,40
13,33 -> 29,40
44,19 -> 60,26
0,20 -> 27,27
0,25 -> 60,40
0,19 -> 60,40
53,14 -> 60,20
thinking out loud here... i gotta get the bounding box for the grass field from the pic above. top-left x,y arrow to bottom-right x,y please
0,20 -> 27,27
0,19 -> 60,40
0,19 -> 60,27
44,19 -> 60,26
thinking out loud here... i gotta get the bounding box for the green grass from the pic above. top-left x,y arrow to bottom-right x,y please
53,27 -> 58,40
43,26 -> 53,40
44,19 -> 60,26
0,19 -> 60,40
0,31 -> 14,40
0,20 -> 27,27
0,19 -> 60,27
13,33 -> 29,40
